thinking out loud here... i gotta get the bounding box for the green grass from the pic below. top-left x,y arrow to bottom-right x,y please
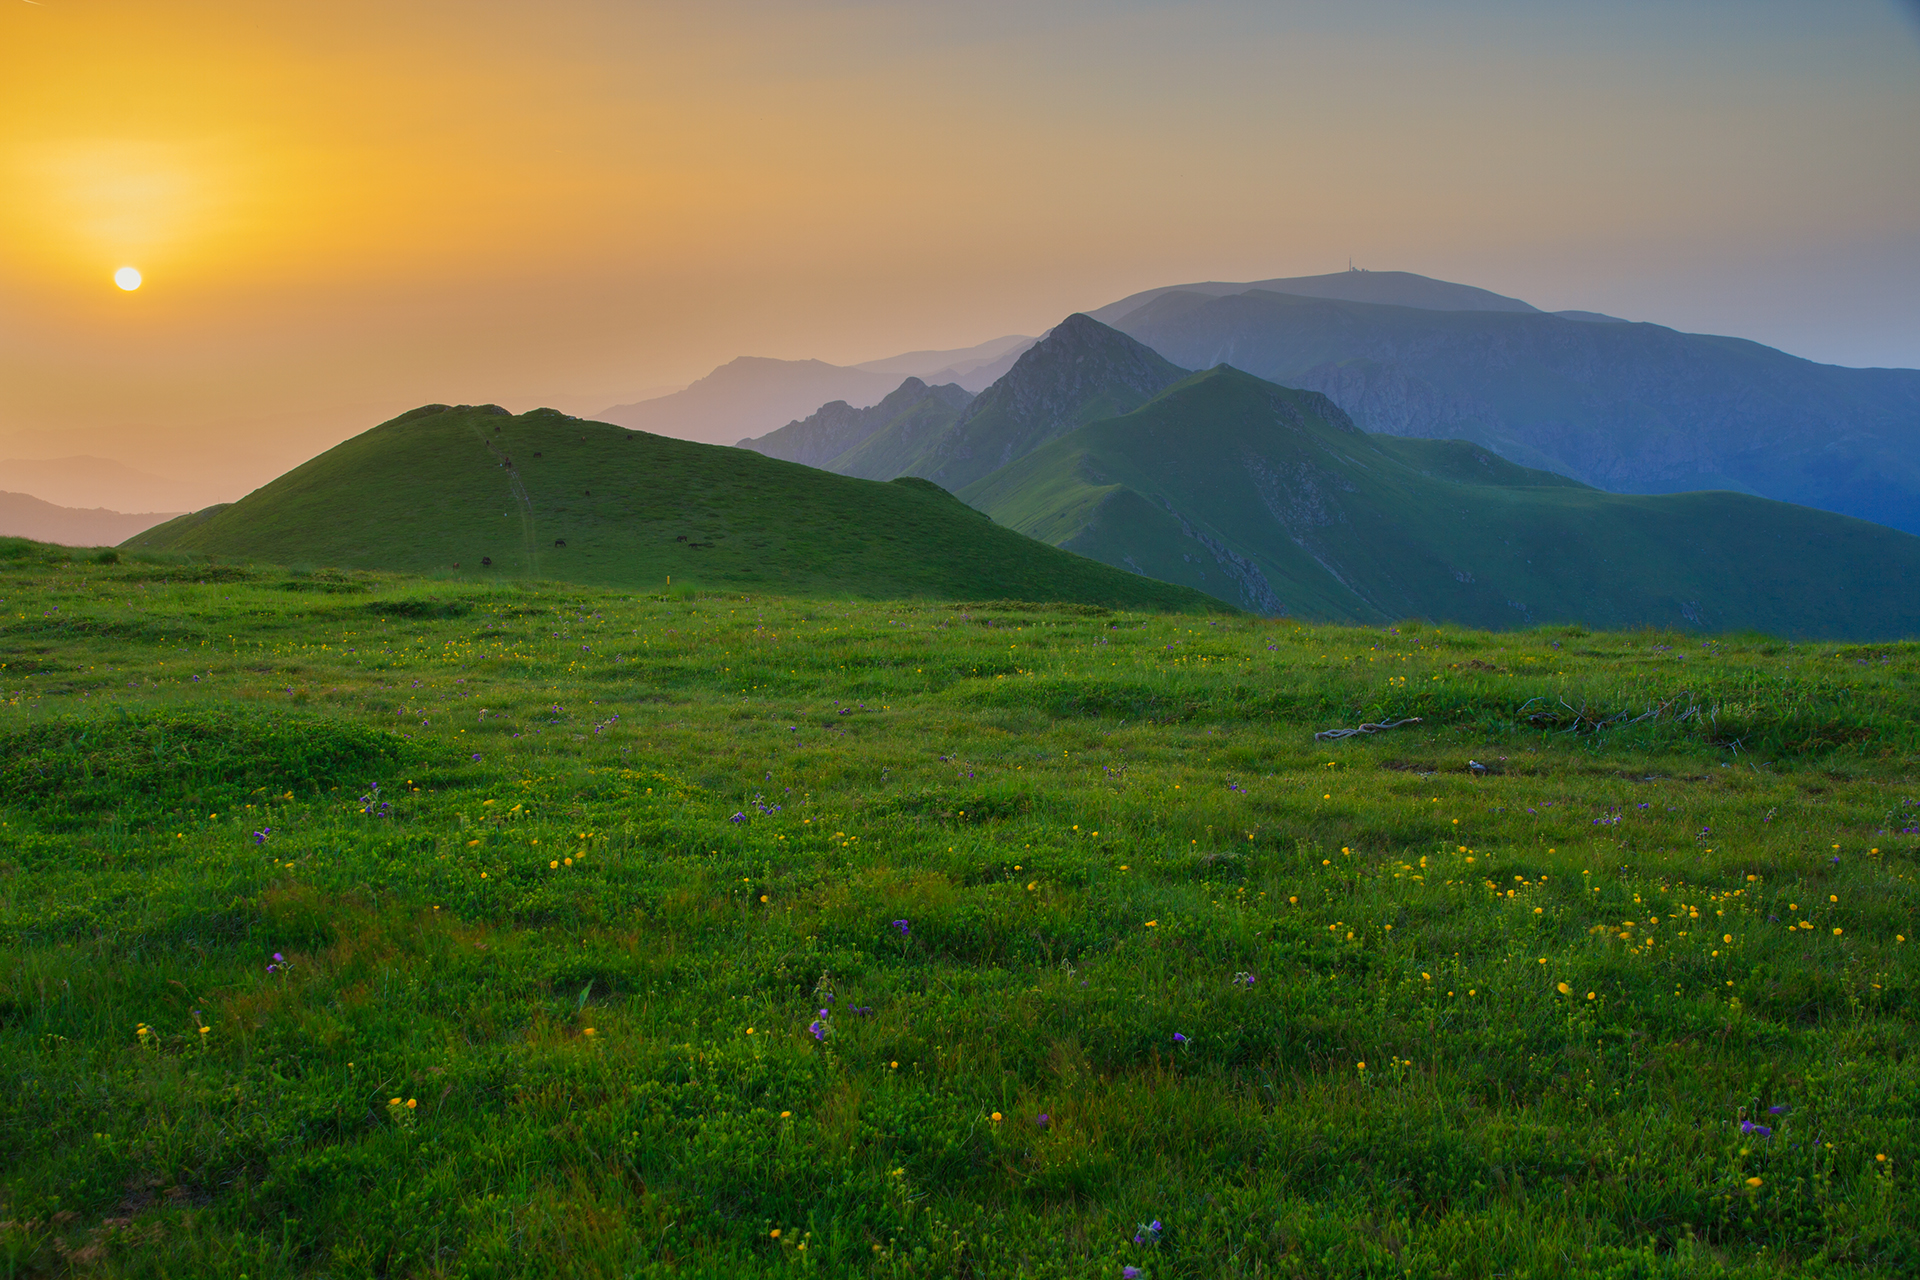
2,538 -> 1916,1278
961,367 -> 1920,638
123,405 -> 1221,617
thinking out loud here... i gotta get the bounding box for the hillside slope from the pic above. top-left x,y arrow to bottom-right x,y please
961,367 -> 1920,638
1108,289 -> 1920,533
126,404 -> 1224,612
814,314 -> 1190,491
738,378 -> 973,470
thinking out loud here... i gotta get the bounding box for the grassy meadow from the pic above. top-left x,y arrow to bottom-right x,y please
1,538 -> 1916,1278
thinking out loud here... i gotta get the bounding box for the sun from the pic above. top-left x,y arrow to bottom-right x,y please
114,266 -> 143,291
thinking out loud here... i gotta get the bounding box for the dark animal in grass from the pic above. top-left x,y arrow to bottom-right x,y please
481,557 -> 492,566
554,539 -> 566,548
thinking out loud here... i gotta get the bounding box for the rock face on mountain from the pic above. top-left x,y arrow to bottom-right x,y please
1107,289 -> 1920,534
737,378 -> 973,470
909,314 -> 1192,493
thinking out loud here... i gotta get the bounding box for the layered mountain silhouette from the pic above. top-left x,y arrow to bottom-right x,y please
959,363 -> 1920,638
127,404 -> 1219,613
730,309 -> 1920,635
0,492 -> 185,548
1101,285 -> 1920,533
737,314 -> 1190,490
597,334 -> 1032,446
116,272 -> 1920,637
739,378 -> 974,470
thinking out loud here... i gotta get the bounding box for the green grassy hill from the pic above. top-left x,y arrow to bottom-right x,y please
125,404 -> 1223,613
962,366 -> 1920,638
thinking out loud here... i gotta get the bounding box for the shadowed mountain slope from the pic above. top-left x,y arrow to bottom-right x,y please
852,334 -> 1035,387
959,366 -> 1920,638
597,336 -> 1036,448
869,314 -> 1191,492
1106,289 -> 1920,533
597,358 -> 901,446
738,378 -> 973,471
125,404 -> 1224,612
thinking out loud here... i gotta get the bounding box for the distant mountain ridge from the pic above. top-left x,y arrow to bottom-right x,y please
0,492 -> 186,548
739,378 -> 974,469
1086,269 -> 1544,325
598,334 -> 1033,446
1105,289 -> 1920,533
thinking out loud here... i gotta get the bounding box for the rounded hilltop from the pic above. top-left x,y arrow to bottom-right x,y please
128,403 -> 1227,612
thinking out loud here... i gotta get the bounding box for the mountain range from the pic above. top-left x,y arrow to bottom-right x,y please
130,312 -> 1920,638
0,492 -> 186,548
1101,285 -> 1920,534
596,334 -> 1032,446
730,312 -> 1920,636
680,269 -> 1920,536
111,268 -> 1920,637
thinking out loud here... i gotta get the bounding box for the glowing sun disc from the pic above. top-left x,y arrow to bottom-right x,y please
114,266 -> 142,291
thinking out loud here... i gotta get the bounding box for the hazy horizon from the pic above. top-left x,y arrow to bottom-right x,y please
5,0 -> 1918,510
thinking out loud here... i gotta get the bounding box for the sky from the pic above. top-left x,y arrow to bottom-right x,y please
3,0 -> 1918,508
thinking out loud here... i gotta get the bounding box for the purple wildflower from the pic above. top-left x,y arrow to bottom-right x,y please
893,919 -> 910,935
1172,1032 -> 1187,1044
1036,1113 -> 1050,1127
1125,1269 -> 1142,1279
471,753 -> 482,762
1768,1104 -> 1789,1115
808,1019 -> 826,1042
1740,1120 -> 1772,1139
252,828 -> 271,845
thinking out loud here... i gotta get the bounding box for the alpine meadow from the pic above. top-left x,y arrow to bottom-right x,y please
0,536 -> 1914,1278
7,3 -> 1920,1278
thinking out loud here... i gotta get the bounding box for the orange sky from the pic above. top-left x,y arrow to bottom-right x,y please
4,1 -> 1918,508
